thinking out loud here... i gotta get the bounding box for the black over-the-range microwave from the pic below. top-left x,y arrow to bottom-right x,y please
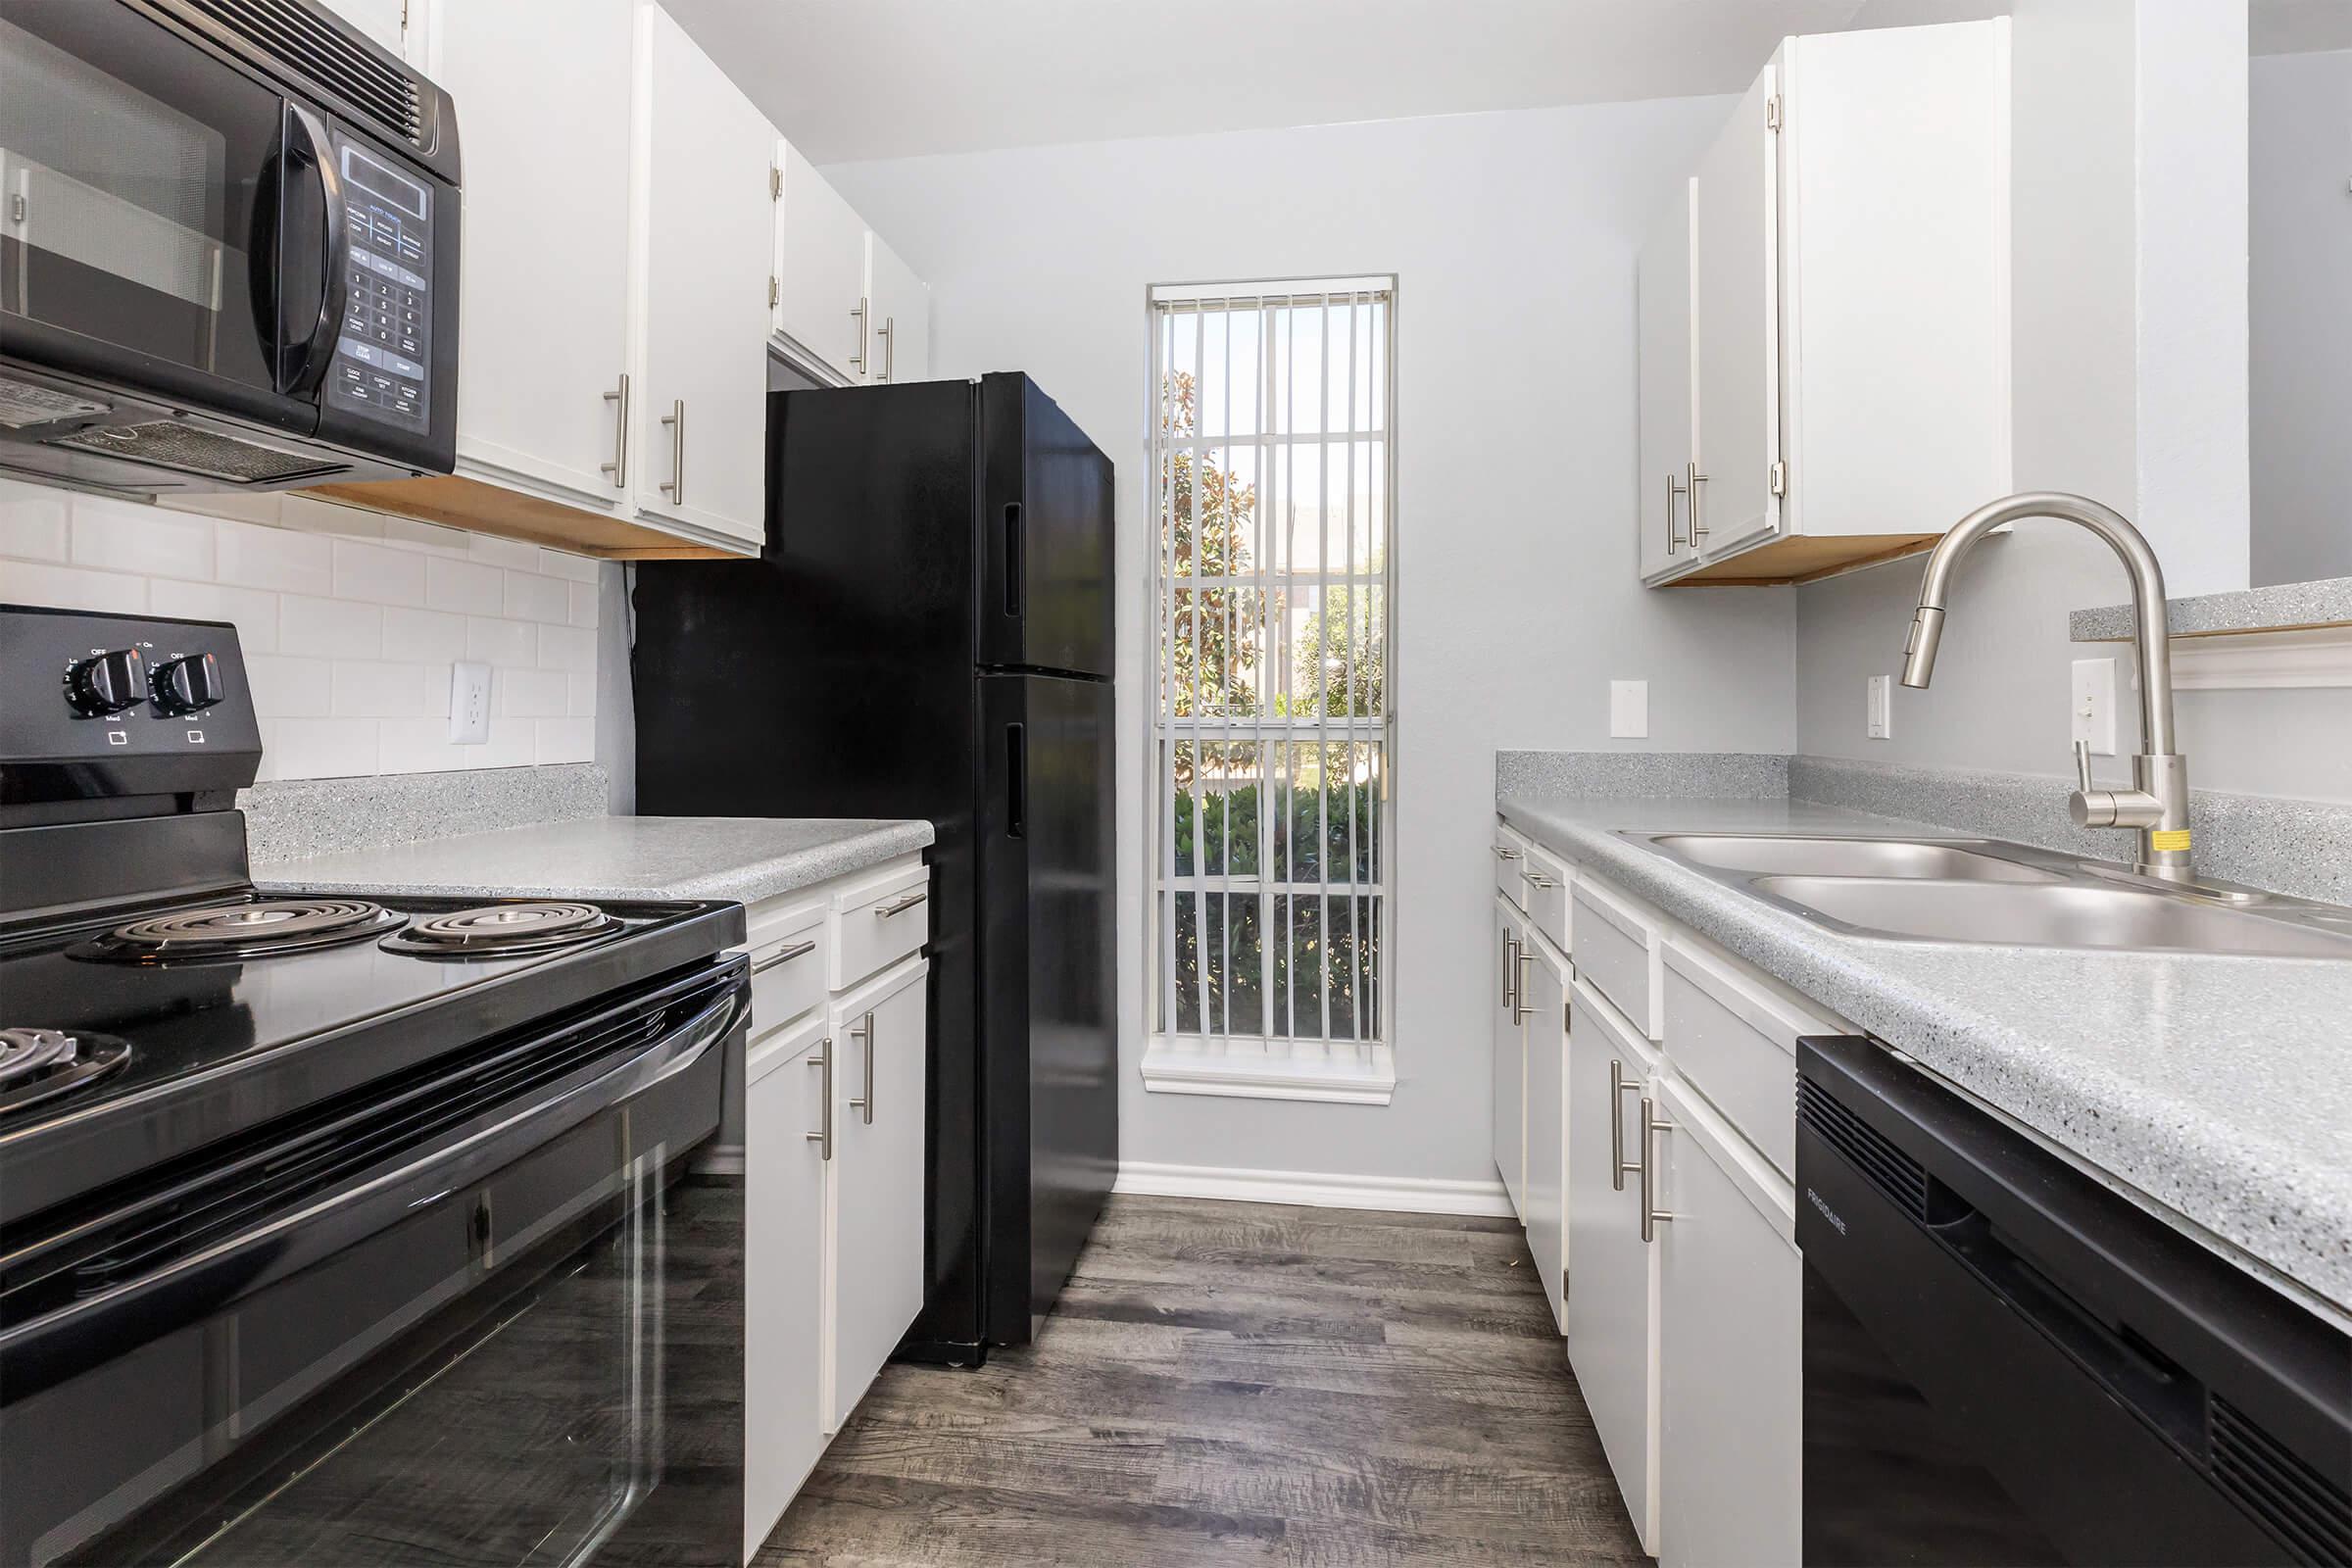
0,0 -> 459,496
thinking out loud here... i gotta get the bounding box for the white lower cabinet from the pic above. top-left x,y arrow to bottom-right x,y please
743,1010 -> 830,1556
826,956 -> 930,1430
1655,1077 -> 1800,1568
1494,899 -> 1528,1217
1524,936 -> 1570,1334
1566,977 -> 1664,1553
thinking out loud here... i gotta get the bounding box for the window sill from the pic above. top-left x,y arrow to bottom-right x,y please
1140,1039 -> 1396,1105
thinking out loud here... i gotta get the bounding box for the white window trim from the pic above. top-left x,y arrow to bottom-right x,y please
1137,275 -> 1399,1105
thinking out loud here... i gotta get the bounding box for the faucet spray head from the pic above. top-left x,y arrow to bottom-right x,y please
1900,606 -> 1945,689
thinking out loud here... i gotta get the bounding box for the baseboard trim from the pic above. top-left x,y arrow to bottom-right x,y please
1114,1160 -> 1516,1218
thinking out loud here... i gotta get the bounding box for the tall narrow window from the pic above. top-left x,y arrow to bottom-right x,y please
1146,277 -> 1396,1101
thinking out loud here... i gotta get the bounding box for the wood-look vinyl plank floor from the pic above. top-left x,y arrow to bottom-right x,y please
754,1196 -> 1645,1567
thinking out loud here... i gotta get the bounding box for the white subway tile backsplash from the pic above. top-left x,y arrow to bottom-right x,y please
381,605 -> 467,663
217,517 -> 332,595
331,538 -> 428,606
503,568 -> 569,625
466,615 -> 536,668
74,498 -> 214,578
538,622 -> 595,673
2,485 -> 603,783
0,560 -> 147,612
424,555 -> 504,615
499,667 -> 569,717
332,661 -> 431,718
147,579 -> 280,654
535,716 -> 596,765
246,655 -> 333,717
283,593 -> 380,657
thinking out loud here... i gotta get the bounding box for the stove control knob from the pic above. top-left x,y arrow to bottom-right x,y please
150,652 -> 225,715
65,647 -> 147,717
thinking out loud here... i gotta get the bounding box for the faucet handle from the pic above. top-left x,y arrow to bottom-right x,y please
2074,739 -> 2094,796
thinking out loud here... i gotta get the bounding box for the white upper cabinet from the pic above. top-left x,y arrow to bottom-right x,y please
1641,19 -> 2011,586
428,0 -> 637,511
865,231 -> 930,384
773,144 -> 872,383
631,4 -> 773,548
1638,179 -> 1697,584
317,0 -> 416,61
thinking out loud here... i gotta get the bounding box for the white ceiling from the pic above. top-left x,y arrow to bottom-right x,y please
662,0 -> 2346,166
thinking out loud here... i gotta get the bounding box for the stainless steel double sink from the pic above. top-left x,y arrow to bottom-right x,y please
1621,832 -> 2352,960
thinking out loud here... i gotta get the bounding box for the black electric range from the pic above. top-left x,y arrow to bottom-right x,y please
0,604 -> 752,1568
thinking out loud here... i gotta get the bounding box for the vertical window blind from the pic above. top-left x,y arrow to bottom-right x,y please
1148,278 -> 1395,1075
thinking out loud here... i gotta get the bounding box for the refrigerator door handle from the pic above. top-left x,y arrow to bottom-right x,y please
1006,721 -> 1026,839
1003,503 -> 1024,619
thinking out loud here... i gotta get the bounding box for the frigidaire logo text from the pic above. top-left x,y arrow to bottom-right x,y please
1806,1188 -> 1846,1235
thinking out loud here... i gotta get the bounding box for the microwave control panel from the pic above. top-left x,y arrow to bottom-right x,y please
326,140 -> 435,433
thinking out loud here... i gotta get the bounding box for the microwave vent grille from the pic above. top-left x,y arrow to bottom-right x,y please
181,0 -> 423,148
50,420 -> 342,484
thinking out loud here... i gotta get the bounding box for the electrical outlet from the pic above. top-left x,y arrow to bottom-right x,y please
2071,657 -> 2117,756
1609,679 -> 1648,739
449,661 -> 492,745
1866,674 -> 1892,740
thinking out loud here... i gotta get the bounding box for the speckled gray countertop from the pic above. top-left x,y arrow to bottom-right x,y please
1497,790 -> 2352,1317
256,815 -> 934,906
2072,572 -> 2352,642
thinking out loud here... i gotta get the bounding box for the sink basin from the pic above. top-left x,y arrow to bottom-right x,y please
1648,834 -> 2061,883
1749,876 -> 2352,959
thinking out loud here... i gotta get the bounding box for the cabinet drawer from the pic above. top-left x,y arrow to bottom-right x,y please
1524,844 -> 1571,955
1494,824 -> 1533,906
1572,875 -> 1661,1039
746,898 -> 827,1041
828,858 -> 930,990
1661,935 -> 1843,1181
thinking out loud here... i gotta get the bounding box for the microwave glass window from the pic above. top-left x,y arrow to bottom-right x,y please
0,3 -> 279,391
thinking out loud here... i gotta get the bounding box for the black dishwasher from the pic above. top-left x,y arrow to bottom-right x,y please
1796,1036 -> 2351,1567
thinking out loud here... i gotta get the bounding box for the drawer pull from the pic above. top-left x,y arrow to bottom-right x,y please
873,890 -> 929,919
1521,871 -> 1557,890
753,939 -> 816,974
1492,846 -> 1523,861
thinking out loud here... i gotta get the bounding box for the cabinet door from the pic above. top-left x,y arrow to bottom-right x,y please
744,1014 -> 830,1556
1566,979 -> 1661,1553
1525,942 -> 1570,1334
1657,1079 -> 1798,1568
431,0 -> 634,508
774,143 -> 871,382
318,0 -> 411,59
866,232 -> 930,385
1493,903 -> 1527,1218
633,7 -> 772,548
1638,179 -> 1698,584
1692,60 -> 1784,564
828,959 -> 929,1429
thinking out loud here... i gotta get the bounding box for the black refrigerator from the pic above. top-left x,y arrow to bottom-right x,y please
631,372 -> 1117,1363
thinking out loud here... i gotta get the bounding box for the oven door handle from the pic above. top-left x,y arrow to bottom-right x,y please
0,983 -> 744,1392
280,104 -> 350,397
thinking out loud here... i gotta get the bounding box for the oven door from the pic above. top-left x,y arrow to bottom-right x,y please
0,961 -> 749,1568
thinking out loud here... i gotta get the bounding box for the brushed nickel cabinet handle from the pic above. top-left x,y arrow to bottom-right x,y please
848,1011 -> 875,1124
873,890 -> 928,918
876,317 -> 896,382
660,400 -> 685,505
1513,949 -> 1536,1022
1641,1098 -> 1675,1243
806,1040 -> 834,1160
601,373 -> 630,489
1502,933 -> 1520,1013
1492,845 -> 1523,861
1687,461 -> 1709,547
753,939 -> 815,974
1666,469 -> 1690,555
1610,1058 -> 1642,1191
850,296 -> 868,373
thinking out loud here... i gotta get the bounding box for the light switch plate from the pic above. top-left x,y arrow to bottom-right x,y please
449,661 -> 492,745
2071,657 -> 2117,756
1609,679 -> 1648,739
1866,674 -> 1892,740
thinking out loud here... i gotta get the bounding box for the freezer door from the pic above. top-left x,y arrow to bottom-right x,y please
976,672 -> 1118,1342
978,373 -> 1116,677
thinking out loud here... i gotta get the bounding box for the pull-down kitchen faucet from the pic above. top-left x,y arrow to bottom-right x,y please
1898,492 -> 2192,879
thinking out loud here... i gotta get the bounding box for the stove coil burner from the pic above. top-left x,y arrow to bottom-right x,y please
0,1027 -> 131,1116
380,902 -> 623,958
75,899 -> 408,962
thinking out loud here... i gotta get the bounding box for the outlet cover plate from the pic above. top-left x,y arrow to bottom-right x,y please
449,661 -> 492,745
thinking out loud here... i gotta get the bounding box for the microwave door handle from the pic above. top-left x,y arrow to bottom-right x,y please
282,105 -> 349,396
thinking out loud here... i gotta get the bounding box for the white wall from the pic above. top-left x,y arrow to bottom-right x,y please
829,99 -> 1797,1186
2249,47 -> 2352,588
0,479 -> 612,781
